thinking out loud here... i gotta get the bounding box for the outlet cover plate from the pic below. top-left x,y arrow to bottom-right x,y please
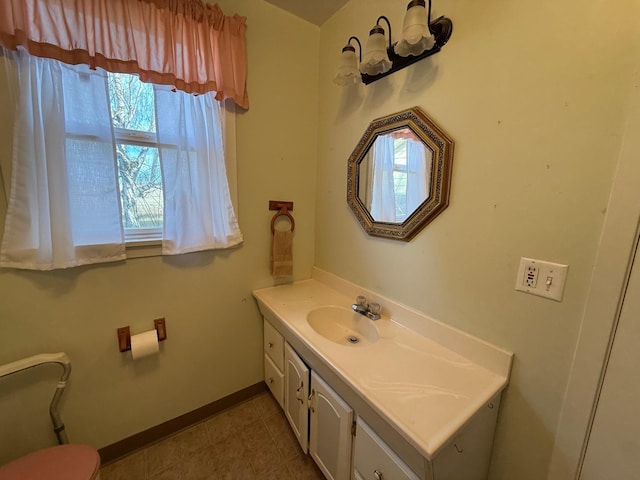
516,257 -> 569,301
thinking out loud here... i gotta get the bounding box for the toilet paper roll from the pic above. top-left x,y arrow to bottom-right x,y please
130,330 -> 160,360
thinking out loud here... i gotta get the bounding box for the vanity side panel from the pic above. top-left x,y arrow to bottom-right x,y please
430,392 -> 502,480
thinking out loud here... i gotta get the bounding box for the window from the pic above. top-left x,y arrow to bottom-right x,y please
365,129 -> 431,225
0,49 -> 242,271
0,1 -> 248,271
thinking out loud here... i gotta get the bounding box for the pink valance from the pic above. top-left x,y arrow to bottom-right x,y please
0,0 -> 249,109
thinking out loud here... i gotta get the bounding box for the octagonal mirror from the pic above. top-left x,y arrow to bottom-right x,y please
347,107 -> 454,241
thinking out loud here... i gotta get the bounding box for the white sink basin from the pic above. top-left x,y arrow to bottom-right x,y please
307,305 -> 379,346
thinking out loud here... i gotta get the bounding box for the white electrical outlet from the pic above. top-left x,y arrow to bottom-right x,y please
515,257 -> 568,301
524,264 -> 539,287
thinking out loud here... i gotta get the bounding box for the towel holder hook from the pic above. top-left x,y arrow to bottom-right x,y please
269,201 -> 295,234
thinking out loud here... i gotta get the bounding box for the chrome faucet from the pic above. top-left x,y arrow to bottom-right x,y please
351,296 -> 381,320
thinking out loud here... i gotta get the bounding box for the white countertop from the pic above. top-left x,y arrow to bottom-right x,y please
253,268 -> 512,460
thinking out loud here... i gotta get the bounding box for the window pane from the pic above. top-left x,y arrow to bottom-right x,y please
394,138 -> 407,166
116,144 -> 163,229
107,72 -> 156,133
393,171 -> 408,221
393,139 -> 409,222
108,72 -> 164,240
66,138 -> 124,245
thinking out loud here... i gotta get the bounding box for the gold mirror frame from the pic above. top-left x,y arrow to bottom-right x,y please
347,107 -> 454,241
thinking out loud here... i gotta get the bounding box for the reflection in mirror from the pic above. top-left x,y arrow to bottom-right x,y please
357,128 -> 433,223
347,106 -> 454,241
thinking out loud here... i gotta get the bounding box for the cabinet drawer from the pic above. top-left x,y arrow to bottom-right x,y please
263,319 -> 284,371
354,418 -> 420,480
264,353 -> 284,408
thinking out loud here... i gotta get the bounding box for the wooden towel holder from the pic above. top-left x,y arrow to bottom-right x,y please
269,200 -> 295,234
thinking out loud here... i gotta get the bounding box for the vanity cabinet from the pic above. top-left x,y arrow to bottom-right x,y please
255,271 -> 512,480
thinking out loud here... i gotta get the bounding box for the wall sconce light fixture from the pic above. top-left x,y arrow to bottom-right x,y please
334,0 -> 453,86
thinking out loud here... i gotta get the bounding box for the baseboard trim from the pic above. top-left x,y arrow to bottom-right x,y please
98,382 -> 267,465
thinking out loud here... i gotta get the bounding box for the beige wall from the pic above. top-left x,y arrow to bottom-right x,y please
315,0 -> 640,479
2,0 -> 640,477
0,0 -> 319,464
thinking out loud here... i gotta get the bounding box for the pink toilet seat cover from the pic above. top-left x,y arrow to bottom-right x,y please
0,444 -> 100,480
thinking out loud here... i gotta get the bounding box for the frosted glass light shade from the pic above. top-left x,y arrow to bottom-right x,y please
360,28 -> 391,76
334,47 -> 361,86
394,2 -> 435,57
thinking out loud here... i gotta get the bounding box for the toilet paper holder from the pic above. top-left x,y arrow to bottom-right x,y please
117,318 -> 167,352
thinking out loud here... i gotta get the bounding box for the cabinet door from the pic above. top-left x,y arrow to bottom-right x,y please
284,343 -> 310,453
309,371 -> 353,480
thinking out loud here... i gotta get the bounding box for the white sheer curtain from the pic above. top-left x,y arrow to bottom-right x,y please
0,47 -> 125,270
0,48 -> 242,270
405,139 -> 432,214
370,135 -> 397,222
155,87 -> 243,254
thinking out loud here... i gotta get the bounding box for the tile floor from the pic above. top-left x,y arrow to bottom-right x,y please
100,392 -> 325,480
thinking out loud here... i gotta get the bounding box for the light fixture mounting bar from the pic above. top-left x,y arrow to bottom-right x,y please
361,16 -> 453,85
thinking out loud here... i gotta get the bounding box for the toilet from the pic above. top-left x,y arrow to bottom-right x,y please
0,353 -> 101,480
0,444 -> 101,479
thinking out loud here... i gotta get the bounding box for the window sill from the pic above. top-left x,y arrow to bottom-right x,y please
126,240 -> 162,259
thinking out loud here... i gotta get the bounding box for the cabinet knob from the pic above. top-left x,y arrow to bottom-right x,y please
374,470 -> 384,480
267,377 -> 274,384
267,342 -> 273,349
